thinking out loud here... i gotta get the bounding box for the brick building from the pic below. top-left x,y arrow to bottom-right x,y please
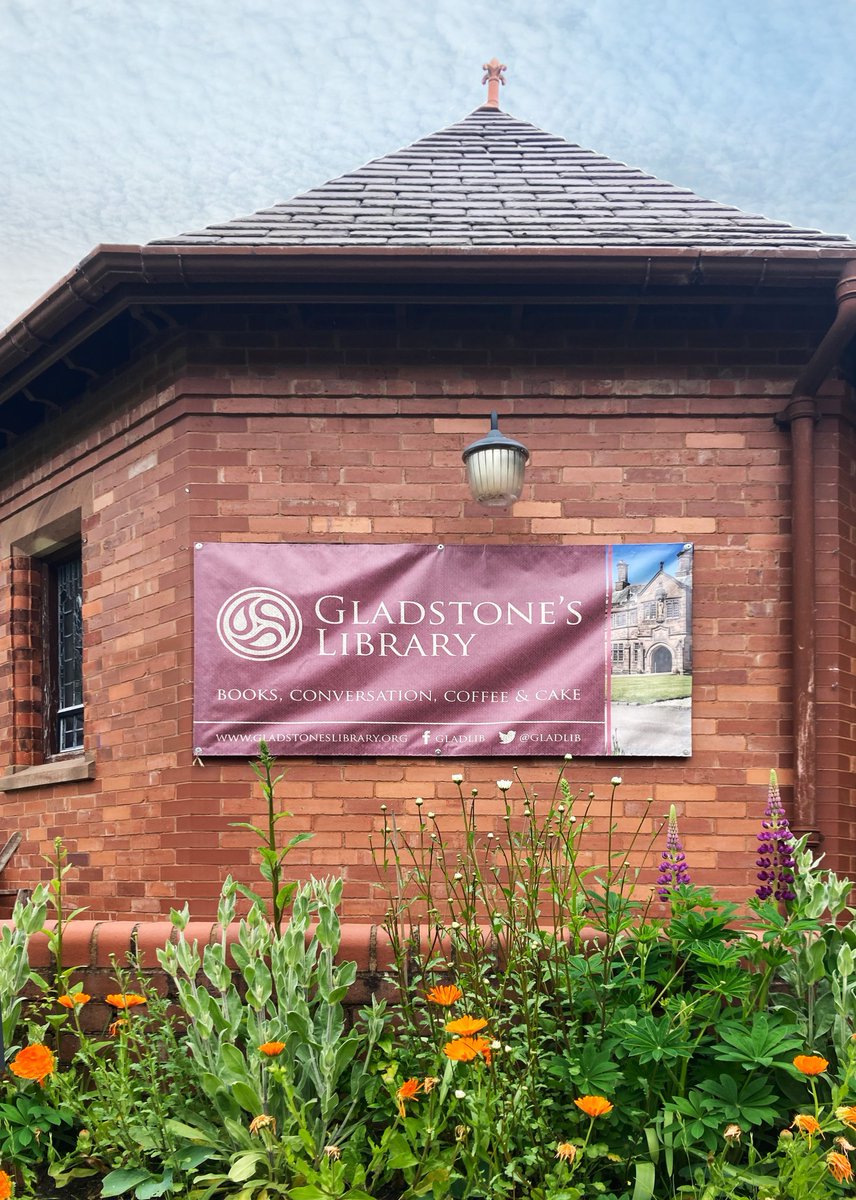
2,74 -> 856,926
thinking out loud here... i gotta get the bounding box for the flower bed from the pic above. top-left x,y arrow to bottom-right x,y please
1,751 -> 854,1199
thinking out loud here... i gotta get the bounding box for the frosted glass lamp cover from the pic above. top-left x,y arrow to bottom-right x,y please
462,412 -> 530,507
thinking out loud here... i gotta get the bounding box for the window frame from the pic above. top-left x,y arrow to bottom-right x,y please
1,503 -> 94,792
41,546 -> 84,756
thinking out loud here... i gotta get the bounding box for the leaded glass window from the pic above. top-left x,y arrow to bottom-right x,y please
56,556 -> 83,752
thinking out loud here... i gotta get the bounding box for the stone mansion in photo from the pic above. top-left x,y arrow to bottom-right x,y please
611,548 -> 693,677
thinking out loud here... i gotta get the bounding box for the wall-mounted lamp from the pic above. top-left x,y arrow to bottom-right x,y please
462,412 -> 530,507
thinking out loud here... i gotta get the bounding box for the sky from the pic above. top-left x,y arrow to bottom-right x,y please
1,0 -> 855,331
612,544 -> 687,585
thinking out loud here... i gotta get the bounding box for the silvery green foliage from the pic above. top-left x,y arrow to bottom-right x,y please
792,840 -> 852,920
158,874 -> 385,1165
776,839 -> 856,1052
0,884 -> 49,1054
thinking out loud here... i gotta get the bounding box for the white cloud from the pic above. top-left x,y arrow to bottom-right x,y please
1,0 -> 854,328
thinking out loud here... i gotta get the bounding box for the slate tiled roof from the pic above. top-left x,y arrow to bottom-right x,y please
152,107 -> 854,250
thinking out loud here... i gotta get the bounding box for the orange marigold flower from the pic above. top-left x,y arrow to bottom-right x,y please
427,984 -> 463,1006
249,1114 -> 276,1136
397,1077 -> 421,1116
105,993 -> 146,1009
10,1043 -> 56,1084
0,1169 -> 12,1200
574,1095 -> 614,1119
556,1142 -> 577,1163
793,1054 -> 829,1076
827,1151 -> 854,1184
443,1036 -> 492,1064
792,1113 -> 823,1142
57,992 -> 90,1008
258,1041 -> 286,1057
445,1015 -> 489,1037
836,1106 -> 856,1130
109,1017 -> 128,1036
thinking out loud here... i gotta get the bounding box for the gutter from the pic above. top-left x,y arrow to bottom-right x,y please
1,244 -> 851,404
778,260 -> 856,842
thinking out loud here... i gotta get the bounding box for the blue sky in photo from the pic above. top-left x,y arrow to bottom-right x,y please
1,0 -> 854,329
612,543 -> 688,584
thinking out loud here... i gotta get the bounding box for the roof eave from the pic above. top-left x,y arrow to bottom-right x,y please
1,242 -> 853,397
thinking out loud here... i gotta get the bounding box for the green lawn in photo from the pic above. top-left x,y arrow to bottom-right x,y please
610,673 -> 692,704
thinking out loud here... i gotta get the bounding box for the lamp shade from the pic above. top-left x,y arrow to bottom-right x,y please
462,412 -> 530,507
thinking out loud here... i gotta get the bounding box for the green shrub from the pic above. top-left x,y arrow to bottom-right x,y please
2,753 -> 853,1200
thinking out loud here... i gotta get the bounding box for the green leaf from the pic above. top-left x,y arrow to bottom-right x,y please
695,1074 -> 780,1127
685,940 -> 743,968
643,1126 -> 659,1167
135,1174 -> 173,1199
287,1008 -> 313,1042
175,1146 -> 214,1171
230,822 -> 268,839
718,1162 -> 779,1189
231,1081 -> 262,1115
664,1095 -> 719,1151
715,1013 -> 802,1069
695,964 -> 752,1000
235,882 -> 267,909
235,1187 -> 264,1200
228,1152 -> 266,1182
621,1014 -> 692,1063
100,1168 -> 153,1197
800,937 -> 828,985
385,1130 -> 419,1170
219,1041 -> 252,1083
289,1188 -> 329,1200
286,831 -> 314,848
48,1163 -> 99,1188
631,1161 -> 656,1200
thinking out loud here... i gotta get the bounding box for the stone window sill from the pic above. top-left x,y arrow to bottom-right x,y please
0,754 -> 95,792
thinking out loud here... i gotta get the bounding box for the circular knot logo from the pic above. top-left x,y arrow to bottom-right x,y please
216,588 -> 302,660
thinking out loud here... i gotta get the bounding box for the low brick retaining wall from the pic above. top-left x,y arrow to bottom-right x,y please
4,920 -> 396,1040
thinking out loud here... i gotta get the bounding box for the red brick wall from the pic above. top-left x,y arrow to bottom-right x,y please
815,405 -> 856,874
0,556 -> 43,765
0,302 -> 852,921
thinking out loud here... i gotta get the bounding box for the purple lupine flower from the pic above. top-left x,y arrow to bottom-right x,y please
755,769 -> 796,902
657,804 -> 691,899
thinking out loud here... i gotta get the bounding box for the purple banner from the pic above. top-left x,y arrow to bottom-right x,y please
193,542 -> 692,758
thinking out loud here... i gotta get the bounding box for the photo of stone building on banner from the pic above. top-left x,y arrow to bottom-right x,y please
609,543 -> 693,758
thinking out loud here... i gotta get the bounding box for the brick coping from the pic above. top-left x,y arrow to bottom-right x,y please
1,919 -> 393,974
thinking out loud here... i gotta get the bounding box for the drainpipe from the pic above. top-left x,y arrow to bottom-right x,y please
778,260 -> 856,842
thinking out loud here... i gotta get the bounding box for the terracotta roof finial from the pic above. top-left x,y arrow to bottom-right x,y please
481,58 -> 507,109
